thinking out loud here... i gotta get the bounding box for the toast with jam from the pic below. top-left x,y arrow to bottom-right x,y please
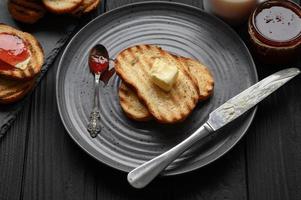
0,24 -> 44,103
0,24 -> 44,80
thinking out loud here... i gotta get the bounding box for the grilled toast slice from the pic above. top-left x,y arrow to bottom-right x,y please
0,24 -> 44,80
119,57 -> 214,121
115,45 -> 199,123
0,77 -> 35,104
42,0 -> 83,14
8,0 -> 46,24
178,57 -> 214,101
72,0 -> 101,17
119,82 -> 153,121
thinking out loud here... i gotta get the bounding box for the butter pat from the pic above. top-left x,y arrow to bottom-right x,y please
151,58 -> 179,92
15,56 -> 31,70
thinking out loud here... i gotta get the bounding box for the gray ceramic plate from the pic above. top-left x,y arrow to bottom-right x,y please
56,2 -> 258,176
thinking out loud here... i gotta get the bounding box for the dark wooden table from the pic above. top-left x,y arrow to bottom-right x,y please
1,0 -> 301,200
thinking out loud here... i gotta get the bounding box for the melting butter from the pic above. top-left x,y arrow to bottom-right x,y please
150,58 -> 179,92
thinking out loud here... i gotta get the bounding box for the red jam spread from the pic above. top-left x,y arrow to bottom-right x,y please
255,6 -> 301,42
0,33 -> 30,70
248,1 -> 301,64
89,54 -> 109,74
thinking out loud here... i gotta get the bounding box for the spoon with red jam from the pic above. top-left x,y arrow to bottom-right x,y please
87,44 -> 109,138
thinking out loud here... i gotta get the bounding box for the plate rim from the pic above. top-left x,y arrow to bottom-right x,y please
56,1 -> 258,176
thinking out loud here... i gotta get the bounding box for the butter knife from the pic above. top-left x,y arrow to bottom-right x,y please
127,67 -> 300,189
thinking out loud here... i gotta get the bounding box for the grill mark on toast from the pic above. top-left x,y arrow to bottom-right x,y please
11,0 -> 44,12
151,48 -> 184,116
115,45 -> 201,123
0,24 -> 44,80
151,46 -> 195,121
140,45 -> 173,117
136,45 -> 170,117
163,52 -> 191,116
119,55 -> 214,122
124,49 -> 149,87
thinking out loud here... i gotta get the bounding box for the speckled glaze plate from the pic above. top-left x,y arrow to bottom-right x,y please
56,2 -> 258,176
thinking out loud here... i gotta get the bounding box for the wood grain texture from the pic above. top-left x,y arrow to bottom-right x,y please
19,52 -> 97,200
244,1 -> 301,199
89,146 -> 247,199
0,104 -> 31,200
0,3 -> 106,200
94,143 -> 247,200
245,62 -> 301,200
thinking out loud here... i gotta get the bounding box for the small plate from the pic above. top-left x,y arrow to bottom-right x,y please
56,2 -> 257,176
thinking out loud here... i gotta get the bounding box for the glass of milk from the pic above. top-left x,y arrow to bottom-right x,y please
204,0 -> 264,26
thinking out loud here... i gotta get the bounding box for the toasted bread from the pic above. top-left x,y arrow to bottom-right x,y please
72,0 -> 101,17
0,77 -> 35,104
8,0 -> 46,24
179,57 -> 214,101
42,0 -> 83,14
0,24 -> 44,80
119,82 -> 153,121
119,57 -> 214,121
115,45 -> 199,123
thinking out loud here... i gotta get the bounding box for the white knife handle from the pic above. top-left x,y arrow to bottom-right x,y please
127,123 -> 213,188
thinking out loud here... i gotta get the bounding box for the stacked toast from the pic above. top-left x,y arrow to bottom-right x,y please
115,45 -> 214,124
0,24 -> 44,103
8,0 -> 102,24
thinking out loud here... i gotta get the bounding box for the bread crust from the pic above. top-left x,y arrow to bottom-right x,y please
179,57 -> 214,101
0,24 -> 44,80
42,0 -> 83,14
8,0 -> 46,24
119,82 -> 152,121
71,0 -> 101,17
0,76 -> 36,104
115,45 -> 200,123
118,56 -> 214,122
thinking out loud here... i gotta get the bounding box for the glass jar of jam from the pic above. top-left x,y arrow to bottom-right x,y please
248,0 -> 301,64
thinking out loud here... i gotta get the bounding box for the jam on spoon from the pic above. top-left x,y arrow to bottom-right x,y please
87,44 -> 109,138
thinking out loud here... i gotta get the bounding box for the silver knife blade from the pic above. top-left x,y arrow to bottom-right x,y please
207,68 -> 300,131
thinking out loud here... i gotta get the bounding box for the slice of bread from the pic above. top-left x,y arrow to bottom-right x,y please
119,57 -> 214,121
42,0 -> 83,14
72,0 -> 101,17
119,82 -> 153,121
178,57 -> 214,101
8,0 -> 47,24
0,24 -> 44,80
0,76 -> 35,104
115,45 -> 200,123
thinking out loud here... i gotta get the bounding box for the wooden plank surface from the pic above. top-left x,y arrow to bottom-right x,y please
20,54 -> 97,200
245,1 -> 301,199
0,2 -> 106,200
0,105 -> 31,200
1,0 -> 301,200
246,69 -> 301,200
